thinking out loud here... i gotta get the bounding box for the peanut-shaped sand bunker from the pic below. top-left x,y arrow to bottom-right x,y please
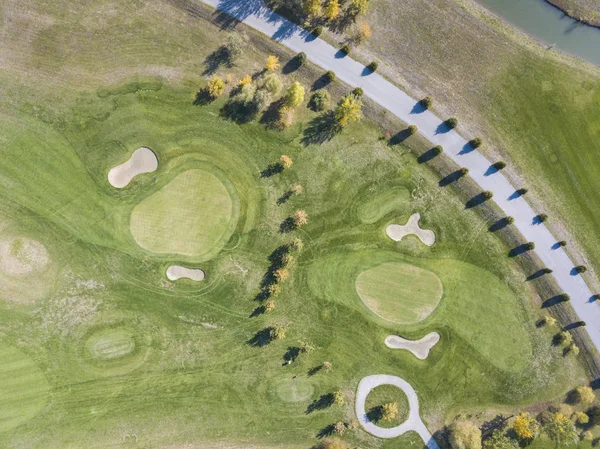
386,213 -> 435,246
108,147 -> 158,188
385,332 -> 440,360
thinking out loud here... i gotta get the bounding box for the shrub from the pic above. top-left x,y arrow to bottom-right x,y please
265,55 -> 280,72
290,237 -> 304,252
293,210 -> 309,226
493,161 -> 506,170
332,390 -> 345,406
574,386 -> 595,405
421,96 -> 433,109
407,125 -> 418,135
325,70 -> 336,82
459,167 -> 469,176
543,267 -> 553,273
323,361 -> 332,372
265,300 -> 276,311
333,421 -> 346,435
505,216 -> 515,224
571,344 -> 580,355
483,430 -> 519,449
276,106 -> 295,129
285,81 -> 305,107
537,213 -> 548,222
575,265 -> 587,273
296,51 -> 307,67
560,293 -> 571,302
291,184 -> 303,195
544,315 -> 557,327
261,73 -> 283,95
299,341 -> 315,354
239,74 -> 252,86
470,137 -> 483,148
449,420 -> 482,449
575,412 -> 589,425
225,32 -> 246,62
366,61 -> 378,72
313,26 -> 323,37
445,117 -> 458,129
525,242 -> 535,250
517,188 -> 528,195
432,145 -> 443,156
340,44 -> 351,55
319,438 -> 347,449
274,268 -> 290,282
482,190 -> 493,200
308,90 -> 331,111
352,87 -> 364,97
270,325 -> 286,340
252,88 -> 272,110
347,419 -> 359,430
207,76 -> 226,98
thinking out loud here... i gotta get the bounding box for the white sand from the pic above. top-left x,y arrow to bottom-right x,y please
386,213 -> 435,246
0,237 -> 50,276
385,332 -> 440,360
166,265 -> 205,281
108,147 -> 158,188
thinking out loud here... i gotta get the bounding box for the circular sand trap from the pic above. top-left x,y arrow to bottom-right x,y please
108,147 -> 158,189
356,262 -> 443,324
130,169 -> 237,257
386,213 -> 435,246
385,332 -> 440,360
86,328 -> 136,361
0,342 -> 49,432
275,377 -> 315,403
166,265 -> 205,281
0,237 -> 50,276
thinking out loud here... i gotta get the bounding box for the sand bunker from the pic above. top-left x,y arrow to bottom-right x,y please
166,265 -> 205,281
385,332 -> 440,360
108,147 -> 158,188
0,237 -> 50,276
386,213 -> 435,246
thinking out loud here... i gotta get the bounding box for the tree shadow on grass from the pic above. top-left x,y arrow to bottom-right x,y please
316,424 -> 335,439
542,295 -> 568,308
260,162 -> 284,178
308,364 -> 323,376
465,193 -> 490,209
283,346 -> 301,363
220,98 -> 259,124
508,244 -> 531,257
311,74 -> 333,91
193,88 -> 213,106
250,305 -> 266,317
280,217 -> 297,233
203,46 -> 230,75
254,245 -> 290,301
277,190 -> 294,205
439,170 -> 466,187
389,128 -> 412,145
366,406 -> 383,423
259,98 -> 286,129
301,111 -> 341,145
488,217 -> 511,232
526,268 -> 552,281
247,327 -> 273,347
306,393 -> 334,414
563,321 -> 586,331
417,147 -> 441,163
282,54 -> 305,74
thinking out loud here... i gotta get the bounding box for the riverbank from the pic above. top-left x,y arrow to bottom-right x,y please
546,0 -> 600,28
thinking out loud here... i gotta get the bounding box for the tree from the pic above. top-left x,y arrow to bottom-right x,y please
432,145 -> 443,156
352,87 -> 364,97
334,94 -> 362,127
449,420 -> 482,449
351,0 -> 369,15
276,106 -> 295,129
408,125 -> 418,135
319,438 -> 347,449
261,73 -> 283,94
239,75 -> 252,86
270,324 -> 286,340
266,55 -> 280,72
513,412 -> 540,440
483,430 -> 519,449
293,210 -> 309,226
281,253 -> 295,267
493,161 -> 506,170
537,213 -> 548,222
299,340 -> 315,354
280,155 -> 293,169
380,402 -> 399,422
557,240 -> 567,247
470,137 -> 483,148
274,268 -> 290,282
285,81 -> 305,107
207,76 -> 226,98
560,331 -> 574,345
505,216 -> 514,224
446,117 -> 458,129
305,0 -> 322,16
517,188 -> 528,195
325,0 -> 341,20
544,413 -> 578,446
525,242 -> 535,250
291,184 -> 303,195
309,90 -> 331,111
225,32 -> 245,62
323,361 -> 332,372
268,283 -> 281,297
574,385 -> 595,405
482,190 -> 493,200
265,300 -> 276,311
575,411 -> 589,424
333,421 -> 346,435
332,390 -> 345,406
544,315 -> 557,327
459,167 -> 469,176
366,61 -> 378,72
575,265 -> 587,273
325,70 -> 337,82
290,237 -> 304,252
340,44 -> 351,55
313,26 -> 323,37
295,52 -> 307,67
421,96 -> 433,108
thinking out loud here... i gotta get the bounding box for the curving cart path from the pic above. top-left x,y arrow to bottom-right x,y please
356,375 -> 440,448
199,0 -> 600,353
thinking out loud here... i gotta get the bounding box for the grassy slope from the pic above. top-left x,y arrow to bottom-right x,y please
0,0 -> 589,447
334,0 -> 600,292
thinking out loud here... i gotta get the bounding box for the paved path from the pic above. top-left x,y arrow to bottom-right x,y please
199,0 -> 600,352
356,375 -> 440,448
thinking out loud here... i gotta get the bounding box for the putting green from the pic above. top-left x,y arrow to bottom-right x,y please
0,343 -> 49,432
130,168 -> 237,257
275,377 -> 315,403
356,262 -> 443,324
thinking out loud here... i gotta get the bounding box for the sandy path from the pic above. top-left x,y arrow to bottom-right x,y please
166,265 -> 205,281
386,213 -> 435,246
355,374 -> 440,448
385,333 -> 440,360
108,147 -> 158,188
198,0 -> 600,354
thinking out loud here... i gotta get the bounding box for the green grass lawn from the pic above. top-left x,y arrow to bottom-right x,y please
130,168 -> 237,257
355,262 -> 443,324
0,0 -> 590,447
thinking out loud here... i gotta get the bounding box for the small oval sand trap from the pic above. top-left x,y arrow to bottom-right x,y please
108,147 -> 158,188
385,332 -> 440,360
386,213 -> 435,246
166,265 -> 205,281
0,237 -> 50,276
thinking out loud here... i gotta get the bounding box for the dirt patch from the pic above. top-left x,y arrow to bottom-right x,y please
386,213 -> 435,246
0,236 -> 50,276
108,147 -> 158,188
166,265 -> 205,281
385,332 -> 441,360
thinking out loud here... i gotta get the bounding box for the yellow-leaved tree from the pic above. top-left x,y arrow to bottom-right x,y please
265,55 -> 280,72
325,0 -> 341,20
305,0 -> 322,16
285,81 -> 305,108
334,94 -> 362,127
207,76 -> 225,98
513,412 -> 539,440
